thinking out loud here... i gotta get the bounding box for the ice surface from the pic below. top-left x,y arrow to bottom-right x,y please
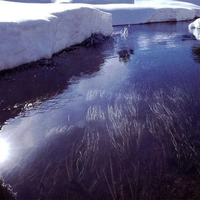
0,2 -> 112,71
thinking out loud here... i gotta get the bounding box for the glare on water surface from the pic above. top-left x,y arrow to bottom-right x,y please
0,138 -> 9,163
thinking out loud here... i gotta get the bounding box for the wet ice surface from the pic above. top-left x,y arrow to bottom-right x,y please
1,21 -> 200,199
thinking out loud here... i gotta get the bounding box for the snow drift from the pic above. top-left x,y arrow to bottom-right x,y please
89,1 -> 200,26
189,28 -> 200,40
135,0 -> 200,6
1,0 -> 200,71
56,1 -> 200,26
0,2 -> 112,71
188,18 -> 200,40
189,18 -> 200,29
54,0 -> 134,3
92,4 -> 196,26
177,0 -> 200,6
4,0 -> 134,3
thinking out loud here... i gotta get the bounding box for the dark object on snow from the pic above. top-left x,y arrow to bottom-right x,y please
0,176 -> 17,200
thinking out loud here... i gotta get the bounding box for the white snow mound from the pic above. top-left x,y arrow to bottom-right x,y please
92,4 -> 196,25
189,18 -> 200,29
55,0 -> 134,3
135,0 -> 200,7
0,2 -> 113,71
57,1 -> 200,26
188,18 -> 200,40
189,28 -> 200,40
176,0 -> 200,6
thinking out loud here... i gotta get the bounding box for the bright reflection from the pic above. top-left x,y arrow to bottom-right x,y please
0,138 -> 9,163
138,35 -> 150,50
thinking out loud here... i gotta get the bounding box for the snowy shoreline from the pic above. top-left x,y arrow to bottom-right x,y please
1,1 -> 200,71
93,4 -> 197,26
0,2 -> 112,71
56,0 -> 200,25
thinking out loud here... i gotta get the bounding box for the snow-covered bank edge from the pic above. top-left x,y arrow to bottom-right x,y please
188,18 -> 200,40
56,1 -> 200,26
91,3 -> 200,26
0,33 -> 110,75
97,6 -> 195,26
189,18 -> 200,29
0,2 -> 113,71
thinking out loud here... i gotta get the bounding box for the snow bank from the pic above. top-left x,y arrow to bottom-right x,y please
0,2 -> 112,71
54,0 -> 134,3
134,1 -> 200,17
189,18 -> 200,29
188,18 -> 200,40
189,28 -> 200,40
92,4 -> 195,25
4,0 -> 134,3
135,0 -> 200,6
4,0 -> 52,2
177,0 -> 200,6
57,1 -> 200,26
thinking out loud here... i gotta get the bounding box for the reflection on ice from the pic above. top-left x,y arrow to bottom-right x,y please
189,28 -> 200,40
0,138 -> 9,163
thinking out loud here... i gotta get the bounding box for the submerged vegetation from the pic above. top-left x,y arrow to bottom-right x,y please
2,23 -> 200,200
4,80 -> 200,199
